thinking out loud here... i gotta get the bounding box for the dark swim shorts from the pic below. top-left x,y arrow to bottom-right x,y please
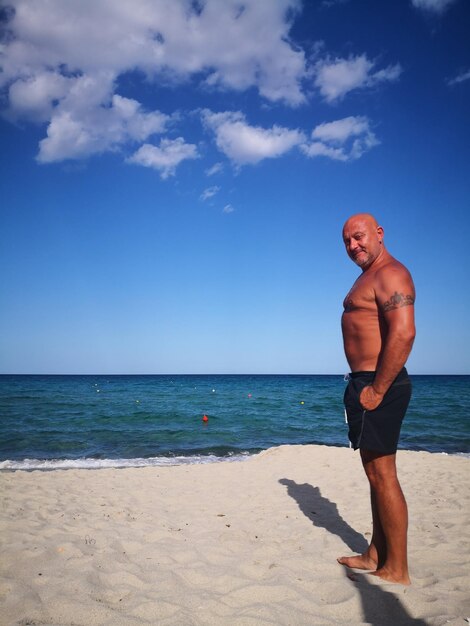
343,368 -> 412,454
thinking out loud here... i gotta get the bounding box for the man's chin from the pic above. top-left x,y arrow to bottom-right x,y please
352,255 -> 370,268
352,256 -> 365,266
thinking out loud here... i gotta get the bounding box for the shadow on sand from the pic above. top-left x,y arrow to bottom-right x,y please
279,479 -> 428,626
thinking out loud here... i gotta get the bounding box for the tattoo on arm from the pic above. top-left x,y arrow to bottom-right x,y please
383,291 -> 415,312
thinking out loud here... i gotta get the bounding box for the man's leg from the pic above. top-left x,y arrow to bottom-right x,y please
337,454 -> 385,571
369,488 -> 387,568
361,449 -> 410,584
337,449 -> 410,583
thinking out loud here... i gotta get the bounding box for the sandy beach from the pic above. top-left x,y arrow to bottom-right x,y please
1,444 -> 469,625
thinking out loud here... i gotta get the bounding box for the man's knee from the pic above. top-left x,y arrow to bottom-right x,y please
361,450 -> 398,486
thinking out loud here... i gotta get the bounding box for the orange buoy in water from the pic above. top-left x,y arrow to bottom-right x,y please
202,414 -> 209,422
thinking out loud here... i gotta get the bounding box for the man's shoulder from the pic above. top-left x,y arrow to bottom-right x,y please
374,256 -> 412,281
373,256 -> 415,301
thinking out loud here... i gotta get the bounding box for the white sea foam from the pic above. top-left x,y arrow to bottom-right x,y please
0,452 -> 253,471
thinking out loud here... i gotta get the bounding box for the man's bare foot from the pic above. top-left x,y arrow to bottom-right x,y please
371,567 -> 411,585
337,553 -> 377,571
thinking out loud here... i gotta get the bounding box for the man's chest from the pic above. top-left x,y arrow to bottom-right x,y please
343,276 -> 376,312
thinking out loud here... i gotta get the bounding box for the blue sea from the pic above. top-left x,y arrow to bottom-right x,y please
0,375 -> 469,470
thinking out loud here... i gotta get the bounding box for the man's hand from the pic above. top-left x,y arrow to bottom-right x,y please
359,385 -> 384,411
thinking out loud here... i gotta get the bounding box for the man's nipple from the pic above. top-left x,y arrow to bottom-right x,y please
344,298 -> 354,312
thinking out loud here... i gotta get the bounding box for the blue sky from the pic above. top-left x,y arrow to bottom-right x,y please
1,0 -> 469,374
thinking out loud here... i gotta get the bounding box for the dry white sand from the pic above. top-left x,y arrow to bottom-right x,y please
1,444 -> 469,625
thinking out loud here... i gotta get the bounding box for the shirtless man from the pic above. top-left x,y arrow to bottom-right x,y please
338,213 -> 416,585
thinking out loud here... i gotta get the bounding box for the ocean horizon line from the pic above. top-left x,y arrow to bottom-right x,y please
1,372 -> 469,377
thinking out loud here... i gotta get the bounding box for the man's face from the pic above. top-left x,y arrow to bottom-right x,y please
342,218 -> 383,270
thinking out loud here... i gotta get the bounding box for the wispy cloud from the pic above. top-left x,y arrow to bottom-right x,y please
411,0 -> 458,14
223,204 -> 235,214
202,110 -> 305,166
127,138 -> 198,179
205,162 -> 224,177
448,69 -> 470,86
313,55 -> 402,103
200,186 -> 220,201
301,116 -> 379,161
321,0 -> 350,7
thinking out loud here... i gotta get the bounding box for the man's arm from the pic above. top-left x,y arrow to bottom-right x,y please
360,265 -> 416,411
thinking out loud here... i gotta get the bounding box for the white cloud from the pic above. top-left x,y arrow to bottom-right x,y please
411,0 -> 458,13
200,186 -> 220,201
7,71 -> 72,123
1,0 -> 307,165
448,69 -> 470,86
205,162 -> 224,177
223,204 -> 235,214
36,75 -> 170,162
196,1 -> 306,105
1,0 -> 306,102
0,2 -> 400,173
312,116 -> 369,143
202,110 -> 305,165
314,55 -> 402,103
127,137 -> 198,178
301,116 -> 379,161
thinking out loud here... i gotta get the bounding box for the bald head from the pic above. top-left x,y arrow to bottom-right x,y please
342,213 -> 385,270
343,213 -> 380,234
